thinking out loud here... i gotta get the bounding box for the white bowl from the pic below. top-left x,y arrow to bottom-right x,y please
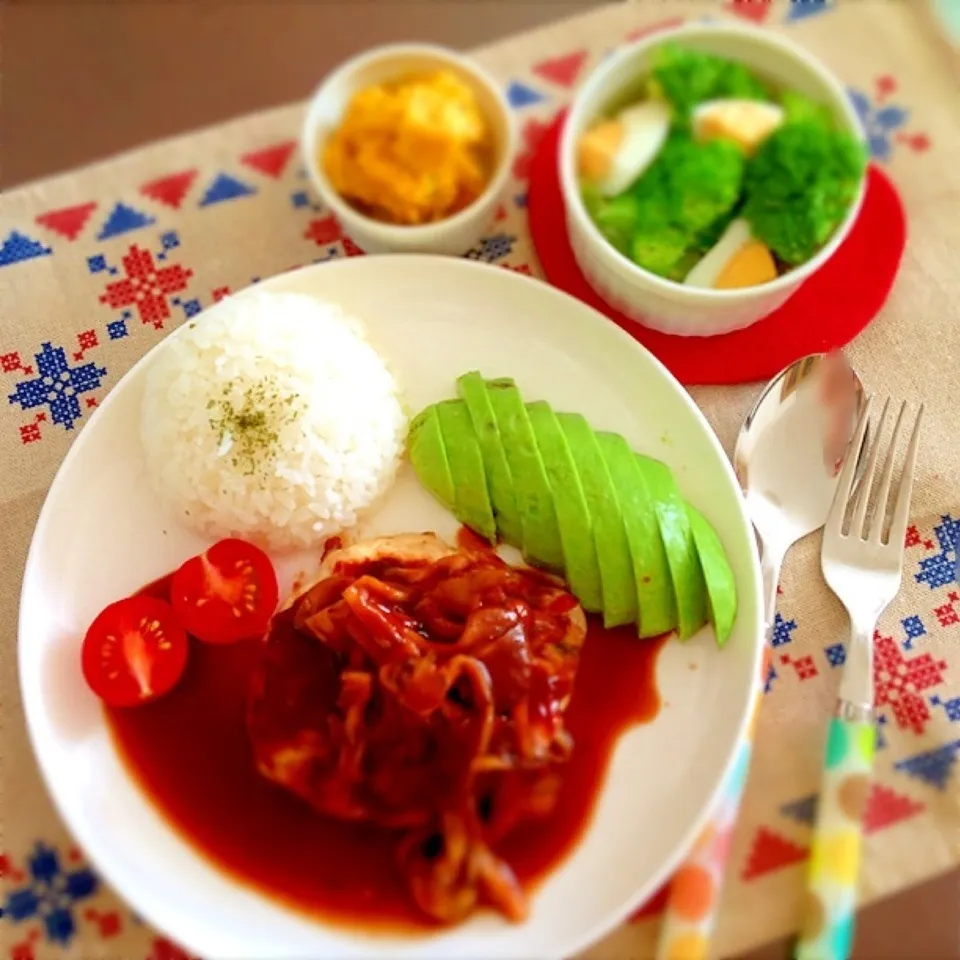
559,22 -> 868,337
301,44 -> 517,256
19,256 -> 763,960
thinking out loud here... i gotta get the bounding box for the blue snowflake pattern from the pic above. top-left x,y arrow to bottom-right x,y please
175,297 -> 203,318
0,843 -> 98,945
901,614 -> 926,650
85,254 -> 109,275
916,514 -> 959,590
106,319 -> 128,340
936,514 -> 959,555
7,343 -> 107,430
848,87 -> 909,162
772,611 -> 797,647
825,643 -> 846,667
763,662 -> 778,694
465,233 -> 516,263
876,713 -> 889,750
902,614 -> 926,638
930,695 -> 960,723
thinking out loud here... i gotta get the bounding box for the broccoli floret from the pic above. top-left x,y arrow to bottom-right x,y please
717,61 -> 771,103
582,130 -> 747,281
649,44 -> 726,118
626,133 -> 746,278
653,136 -> 745,233
631,134 -> 745,234
631,226 -> 692,280
743,121 -> 867,265
587,190 -> 640,256
650,43 -> 772,123
779,89 -> 835,129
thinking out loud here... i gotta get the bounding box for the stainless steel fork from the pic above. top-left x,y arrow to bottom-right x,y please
795,396 -> 923,960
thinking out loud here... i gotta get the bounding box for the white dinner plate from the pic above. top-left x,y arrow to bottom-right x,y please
19,255 -> 763,960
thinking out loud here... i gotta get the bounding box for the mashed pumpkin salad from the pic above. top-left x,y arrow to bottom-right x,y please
321,69 -> 495,226
577,42 -> 867,288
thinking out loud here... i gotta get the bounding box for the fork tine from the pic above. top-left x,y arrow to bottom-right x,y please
888,403 -> 923,547
870,400 -> 905,543
828,394 -> 873,533
851,397 -> 890,538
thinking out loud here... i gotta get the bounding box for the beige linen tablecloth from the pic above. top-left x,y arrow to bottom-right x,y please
1,2 -> 958,958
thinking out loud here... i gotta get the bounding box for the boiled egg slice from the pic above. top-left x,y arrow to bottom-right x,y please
692,99 -> 785,155
577,100 -> 671,197
683,218 -> 778,290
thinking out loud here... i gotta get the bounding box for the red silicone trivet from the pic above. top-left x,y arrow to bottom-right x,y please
526,112 -> 907,386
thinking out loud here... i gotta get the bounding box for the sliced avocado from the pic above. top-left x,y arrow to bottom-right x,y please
557,412 -> 636,627
434,400 -> 497,543
635,455 -> 708,640
595,432 -> 676,637
456,371 -> 523,546
483,379 -> 565,569
407,406 -> 455,512
686,504 -> 738,647
526,401 -> 604,612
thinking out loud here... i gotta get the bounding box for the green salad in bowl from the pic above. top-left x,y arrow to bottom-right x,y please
576,42 -> 868,291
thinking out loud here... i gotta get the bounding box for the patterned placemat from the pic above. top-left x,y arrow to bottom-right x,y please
1,2 -> 958,959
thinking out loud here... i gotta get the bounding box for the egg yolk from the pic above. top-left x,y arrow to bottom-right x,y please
577,120 -> 624,180
322,70 -> 493,226
714,240 -> 778,289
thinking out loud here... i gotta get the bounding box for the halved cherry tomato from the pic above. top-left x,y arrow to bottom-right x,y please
170,538 -> 279,644
81,595 -> 189,707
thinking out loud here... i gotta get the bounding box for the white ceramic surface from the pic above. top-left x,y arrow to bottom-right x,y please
559,22 -> 868,337
301,44 -> 516,256
19,256 -> 763,960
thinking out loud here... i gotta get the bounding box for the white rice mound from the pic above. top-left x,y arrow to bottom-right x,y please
140,290 -> 407,553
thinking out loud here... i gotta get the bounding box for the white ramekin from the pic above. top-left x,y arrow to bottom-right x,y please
301,43 -> 517,257
559,22 -> 868,337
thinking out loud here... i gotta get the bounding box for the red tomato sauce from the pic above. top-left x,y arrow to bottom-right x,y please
106,560 -> 665,931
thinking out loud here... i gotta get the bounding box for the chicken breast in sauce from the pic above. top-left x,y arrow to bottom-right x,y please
247,532 -> 587,924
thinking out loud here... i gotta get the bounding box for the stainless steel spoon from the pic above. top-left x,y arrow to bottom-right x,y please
734,352 -> 867,639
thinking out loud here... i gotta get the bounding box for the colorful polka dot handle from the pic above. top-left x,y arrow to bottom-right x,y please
794,712 -> 876,960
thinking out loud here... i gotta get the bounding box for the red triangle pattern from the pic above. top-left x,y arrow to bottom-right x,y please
532,49 -> 588,89
241,141 -> 297,179
724,0 -> 773,23
865,784 -> 925,834
342,236 -> 365,258
140,170 -> 198,210
742,827 -> 808,881
35,202 -> 98,242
